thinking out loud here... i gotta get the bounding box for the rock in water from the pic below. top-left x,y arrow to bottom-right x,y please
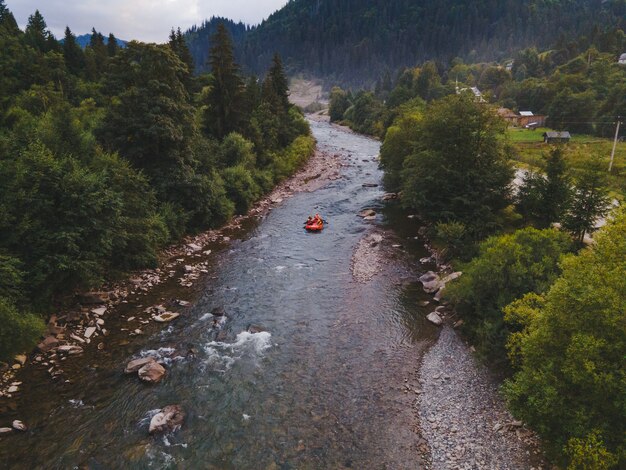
12,420 -> 26,431
247,324 -> 266,334
138,362 -> 166,384
427,312 -> 443,326
419,271 -> 443,294
0,428 -> 12,434
358,209 -> 377,218
124,357 -> 156,374
149,405 -> 185,434
153,312 -> 180,323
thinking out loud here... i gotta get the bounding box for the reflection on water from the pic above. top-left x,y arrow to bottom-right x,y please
0,120 -> 437,469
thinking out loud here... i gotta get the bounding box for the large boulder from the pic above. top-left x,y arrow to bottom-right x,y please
427,312 -> 443,326
419,271 -> 443,294
138,362 -> 166,384
149,405 -> 185,434
124,357 -> 156,374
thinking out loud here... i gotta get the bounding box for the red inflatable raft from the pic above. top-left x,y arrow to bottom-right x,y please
305,221 -> 324,231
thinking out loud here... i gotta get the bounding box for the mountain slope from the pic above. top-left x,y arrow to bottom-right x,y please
186,0 -> 626,85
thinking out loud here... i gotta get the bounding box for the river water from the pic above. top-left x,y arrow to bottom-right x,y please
0,120 -> 438,469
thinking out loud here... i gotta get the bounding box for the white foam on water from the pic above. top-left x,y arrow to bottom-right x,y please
202,331 -> 273,372
138,409 -> 162,428
275,265 -> 287,272
138,347 -> 176,365
68,399 -> 93,409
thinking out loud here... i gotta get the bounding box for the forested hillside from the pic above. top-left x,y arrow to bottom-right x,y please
0,3 -> 313,360
185,0 -> 626,85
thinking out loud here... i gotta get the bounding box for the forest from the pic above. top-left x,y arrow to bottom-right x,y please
329,26 -> 626,469
185,0 -> 626,85
0,3 -> 313,361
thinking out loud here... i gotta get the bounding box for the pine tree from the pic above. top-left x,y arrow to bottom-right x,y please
563,160 -> 611,245
63,27 -> 85,75
170,28 -> 194,72
107,33 -> 119,57
85,28 -> 108,77
263,53 -> 290,111
0,0 -> 19,35
204,23 -> 244,140
541,147 -> 571,225
25,10 -> 54,53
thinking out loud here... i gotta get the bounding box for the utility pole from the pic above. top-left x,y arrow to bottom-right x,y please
609,117 -> 622,173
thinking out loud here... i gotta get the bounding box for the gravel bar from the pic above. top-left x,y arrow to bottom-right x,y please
418,326 -> 547,470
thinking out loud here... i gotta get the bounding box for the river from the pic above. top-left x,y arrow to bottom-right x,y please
0,120 -> 439,469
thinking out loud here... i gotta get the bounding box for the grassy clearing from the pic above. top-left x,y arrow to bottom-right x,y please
506,128 -> 626,198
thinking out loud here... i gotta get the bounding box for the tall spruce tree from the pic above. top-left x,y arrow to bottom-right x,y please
63,27 -> 85,76
25,10 -> 56,53
563,160 -> 611,245
204,23 -> 243,140
0,0 -> 19,35
169,28 -> 194,72
107,33 -> 119,57
263,53 -> 290,111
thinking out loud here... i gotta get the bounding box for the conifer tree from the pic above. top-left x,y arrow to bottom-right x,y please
0,0 -> 19,35
63,27 -> 85,75
107,33 -> 119,57
263,53 -> 290,111
25,10 -> 56,53
204,23 -> 243,140
168,28 -> 194,72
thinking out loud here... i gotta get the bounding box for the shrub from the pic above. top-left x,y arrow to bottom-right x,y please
446,227 -> 572,360
503,210 -> 626,468
0,297 -> 45,362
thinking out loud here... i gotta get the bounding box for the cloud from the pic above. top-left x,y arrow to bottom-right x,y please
6,0 -> 288,42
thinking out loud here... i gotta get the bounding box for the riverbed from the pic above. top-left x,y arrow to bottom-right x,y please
0,119 -> 548,470
0,120 -> 442,469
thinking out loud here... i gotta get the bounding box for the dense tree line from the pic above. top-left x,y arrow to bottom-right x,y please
0,3 -> 313,360
185,0 -> 625,85
330,26 -> 626,139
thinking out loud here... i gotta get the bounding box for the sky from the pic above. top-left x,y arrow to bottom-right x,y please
6,0 -> 289,43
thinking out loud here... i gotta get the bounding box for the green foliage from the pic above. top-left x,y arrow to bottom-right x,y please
204,23 -> 244,140
516,147 -> 572,227
343,91 -> 384,136
565,431 -> 618,470
222,165 -> 261,215
379,103 -> 422,191
0,298 -> 45,362
446,227 -> 572,360
97,41 -> 195,179
400,95 -> 514,238
218,132 -> 255,168
329,87 -> 350,122
434,221 -> 468,260
503,210 -> 626,468
0,254 -> 24,303
563,158 -> 611,244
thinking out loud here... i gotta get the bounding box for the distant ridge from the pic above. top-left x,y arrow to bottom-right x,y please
69,34 -> 128,49
185,0 -> 625,86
